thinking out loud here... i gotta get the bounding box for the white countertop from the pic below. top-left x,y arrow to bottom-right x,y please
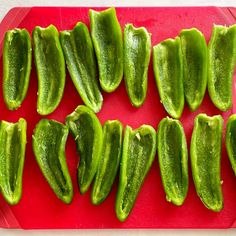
0,0 -> 236,235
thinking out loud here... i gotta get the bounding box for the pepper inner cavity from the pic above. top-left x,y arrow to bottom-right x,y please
121,132 -> 153,212
72,113 -> 94,186
36,123 -> 69,194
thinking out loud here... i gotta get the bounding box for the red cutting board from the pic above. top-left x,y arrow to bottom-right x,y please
0,6 -> 236,229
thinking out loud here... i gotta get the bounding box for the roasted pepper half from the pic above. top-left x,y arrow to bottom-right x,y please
208,24 -> 236,111
116,125 -> 156,222
89,7 -> 123,92
3,28 -> 32,110
123,24 -> 151,107
157,117 -> 188,206
60,22 -> 103,113
180,28 -> 207,111
33,25 -> 66,115
91,120 -> 123,205
226,114 -> 236,176
0,118 -> 27,205
32,119 -> 73,204
153,37 -> 184,119
66,105 -> 103,194
190,114 -> 223,212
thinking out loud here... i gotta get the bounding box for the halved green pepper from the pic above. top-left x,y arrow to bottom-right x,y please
157,117 -> 188,206
89,7 -> 123,92
116,125 -> 156,222
153,37 -> 184,119
208,24 -> 236,111
226,114 -> 236,176
32,119 -> 73,204
190,114 -> 223,212
60,22 -> 103,113
66,105 -> 103,194
3,28 -> 32,110
91,120 -> 123,205
124,24 -> 151,107
180,28 -> 207,111
0,118 -> 27,205
33,25 -> 66,115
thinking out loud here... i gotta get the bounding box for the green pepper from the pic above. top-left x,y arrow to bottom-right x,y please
180,28 -> 208,111
226,114 -> 236,176
32,119 -> 73,204
153,37 -> 184,119
89,7 -> 123,92
60,22 -> 103,113
157,117 -> 188,206
123,24 -> 151,107
208,24 -> 236,111
3,29 -> 32,110
91,120 -> 123,205
116,125 -> 156,222
0,118 -> 27,205
66,105 -> 103,194
33,25 -> 66,115
190,114 -> 223,212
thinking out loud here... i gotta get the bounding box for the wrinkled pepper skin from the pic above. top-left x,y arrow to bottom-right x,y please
157,117 -> 188,206
226,114 -> 236,176
60,22 -> 103,113
91,120 -> 123,205
0,118 -> 27,205
180,28 -> 208,111
33,25 -> 66,115
116,125 -> 156,222
89,7 -> 123,92
190,114 -> 223,212
66,105 -> 103,194
153,37 -> 184,119
3,29 -> 32,110
123,24 -> 151,107
208,24 -> 236,111
32,119 -> 73,204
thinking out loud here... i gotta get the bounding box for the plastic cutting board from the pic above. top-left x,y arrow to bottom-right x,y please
0,6 -> 236,229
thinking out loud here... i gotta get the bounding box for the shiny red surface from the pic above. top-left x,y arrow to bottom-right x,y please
0,7 -> 236,229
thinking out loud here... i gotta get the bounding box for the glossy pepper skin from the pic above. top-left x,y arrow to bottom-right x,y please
153,37 -> 184,119
33,25 -> 66,115
3,29 -> 32,110
91,120 -> 123,205
60,22 -> 103,113
0,118 -> 27,205
180,28 -> 208,111
208,24 -> 236,111
32,119 -> 73,204
123,24 -> 151,107
190,114 -> 223,212
116,125 -> 156,222
226,114 -> 236,176
157,117 -> 188,206
66,105 -> 103,194
89,7 -> 123,92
